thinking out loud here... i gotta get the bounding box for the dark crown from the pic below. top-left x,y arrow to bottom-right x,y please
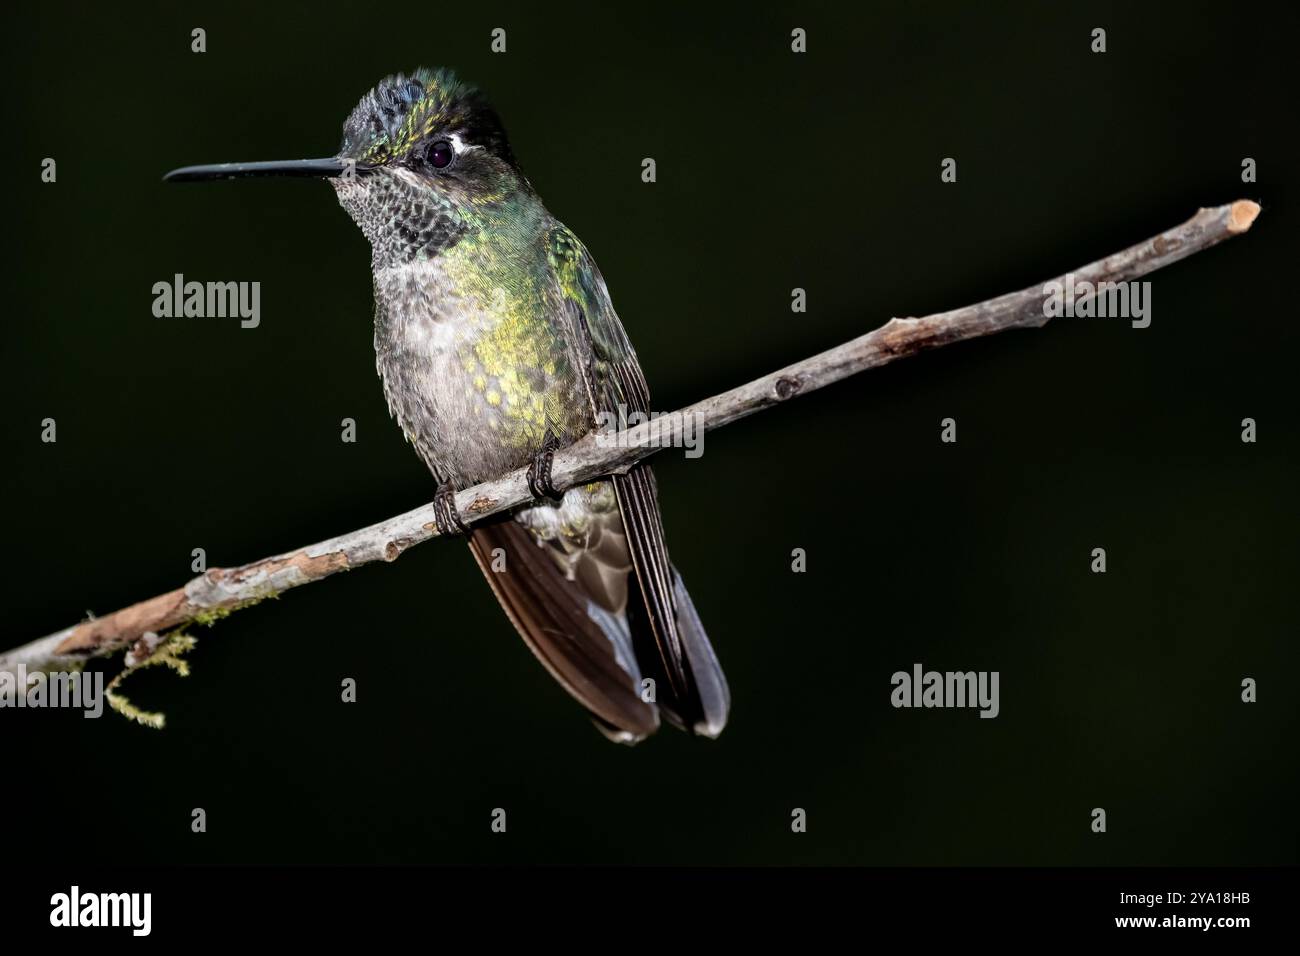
339,68 -> 514,167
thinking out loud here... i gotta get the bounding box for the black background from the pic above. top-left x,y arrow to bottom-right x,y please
3,0 -> 1297,869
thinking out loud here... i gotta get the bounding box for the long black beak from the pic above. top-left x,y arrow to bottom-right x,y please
163,157 -> 361,182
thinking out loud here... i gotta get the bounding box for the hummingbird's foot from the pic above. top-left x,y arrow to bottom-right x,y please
526,431 -> 564,503
432,481 -> 470,536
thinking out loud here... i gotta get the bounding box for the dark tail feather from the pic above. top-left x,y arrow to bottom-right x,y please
613,466 -> 690,699
670,567 -> 730,737
466,516 -> 660,743
626,566 -> 730,738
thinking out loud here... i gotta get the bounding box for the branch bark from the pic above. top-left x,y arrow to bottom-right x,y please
2,200 -> 1261,673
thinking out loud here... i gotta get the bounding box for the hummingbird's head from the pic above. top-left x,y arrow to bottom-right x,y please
328,69 -> 524,257
164,68 -> 526,263
338,68 -> 515,180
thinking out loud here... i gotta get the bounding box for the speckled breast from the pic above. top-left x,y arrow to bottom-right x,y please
370,248 -> 590,486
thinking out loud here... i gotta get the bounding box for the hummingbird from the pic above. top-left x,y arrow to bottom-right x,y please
165,68 -> 729,743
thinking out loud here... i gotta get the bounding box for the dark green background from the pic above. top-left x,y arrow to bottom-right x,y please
3,1 -> 1296,865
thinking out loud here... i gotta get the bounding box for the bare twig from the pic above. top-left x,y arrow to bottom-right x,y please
2,200 -> 1261,673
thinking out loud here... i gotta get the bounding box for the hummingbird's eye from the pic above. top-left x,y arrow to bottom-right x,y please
426,140 -> 455,170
